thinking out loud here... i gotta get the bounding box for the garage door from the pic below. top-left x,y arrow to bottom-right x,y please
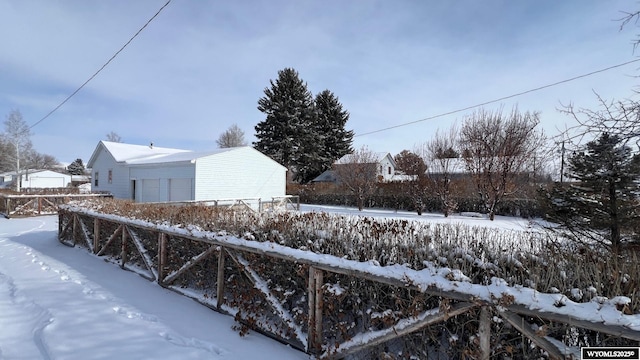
141,179 -> 160,202
169,178 -> 192,201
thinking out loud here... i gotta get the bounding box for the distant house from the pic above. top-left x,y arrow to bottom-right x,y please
0,172 -> 13,188
0,169 -> 72,189
86,141 -> 287,203
313,152 -> 397,183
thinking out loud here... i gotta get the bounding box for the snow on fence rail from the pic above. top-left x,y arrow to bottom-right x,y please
57,206 -> 640,359
0,193 -> 112,218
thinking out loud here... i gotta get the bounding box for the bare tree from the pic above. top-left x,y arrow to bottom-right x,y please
106,131 -> 122,142
332,146 -> 379,211
0,138 -> 12,172
619,9 -> 640,51
217,124 -> 247,148
561,95 -> 640,148
460,107 -> 546,220
2,109 -> 32,191
26,150 -> 60,170
418,125 -> 460,217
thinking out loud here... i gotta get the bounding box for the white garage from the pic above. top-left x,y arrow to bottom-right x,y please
20,170 -> 72,189
87,141 -> 287,204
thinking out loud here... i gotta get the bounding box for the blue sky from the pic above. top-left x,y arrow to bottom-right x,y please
0,0 -> 638,164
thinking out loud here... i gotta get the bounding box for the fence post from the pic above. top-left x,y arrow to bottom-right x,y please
93,219 -> 100,254
308,266 -> 324,354
72,214 -> 78,245
479,306 -> 491,360
158,233 -> 167,285
121,225 -> 128,269
58,210 -> 63,238
216,247 -> 225,309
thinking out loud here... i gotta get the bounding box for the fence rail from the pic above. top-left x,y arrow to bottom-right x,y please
57,207 -> 640,359
0,193 -> 112,218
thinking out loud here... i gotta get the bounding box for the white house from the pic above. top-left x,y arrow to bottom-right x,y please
0,172 -> 13,188
313,152 -> 397,183
86,141 -> 288,203
0,169 -> 72,189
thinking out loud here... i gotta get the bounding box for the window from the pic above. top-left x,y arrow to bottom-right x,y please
108,169 -> 113,184
388,166 -> 391,175
94,172 -> 99,187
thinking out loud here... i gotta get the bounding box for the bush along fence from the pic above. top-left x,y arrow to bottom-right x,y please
57,205 -> 640,359
0,192 -> 112,218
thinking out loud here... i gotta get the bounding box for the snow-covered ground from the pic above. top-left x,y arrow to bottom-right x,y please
299,203 -> 539,231
0,216 -> 308,359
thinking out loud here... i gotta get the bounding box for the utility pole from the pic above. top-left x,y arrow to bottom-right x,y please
560,141 -> 565,184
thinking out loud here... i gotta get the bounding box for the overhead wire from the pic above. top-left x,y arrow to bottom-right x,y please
355,57 -> 640,137
28,0 -> 172,130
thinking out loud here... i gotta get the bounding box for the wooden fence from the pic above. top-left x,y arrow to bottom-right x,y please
57,207 -> 640,359
0,193 -> 112,218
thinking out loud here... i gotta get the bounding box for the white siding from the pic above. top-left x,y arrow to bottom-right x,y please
378,155 -> 395,182
90,146 -> 131,198
194,147 -> 286,201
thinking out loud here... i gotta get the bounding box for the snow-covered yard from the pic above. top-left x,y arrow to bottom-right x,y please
299,204 -> 539,231
0,215 -> 307,359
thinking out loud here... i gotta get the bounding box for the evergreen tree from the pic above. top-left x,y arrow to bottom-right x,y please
67,158 -> 86,175
543,133 -> 640,252
314,89 -> 353,169
255,68 -> 318,182
254,69 -> 354,183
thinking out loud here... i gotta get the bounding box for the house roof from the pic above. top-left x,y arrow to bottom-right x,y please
87,141 -> 287,170
1,169 -> 70,177
335,152 -> 396,167
126,147 -> 237,165
87,141 -> 191,167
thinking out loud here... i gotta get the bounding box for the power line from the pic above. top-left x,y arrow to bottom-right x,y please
29,0 -> 172,130
355,57 -> 640,137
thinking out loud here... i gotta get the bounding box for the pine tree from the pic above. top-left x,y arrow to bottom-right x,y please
314,89 -> 354,166
254,69 -> 354,183
255,68 -> 318,182
67,158 -> 86,175
543,133 -> 640,252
